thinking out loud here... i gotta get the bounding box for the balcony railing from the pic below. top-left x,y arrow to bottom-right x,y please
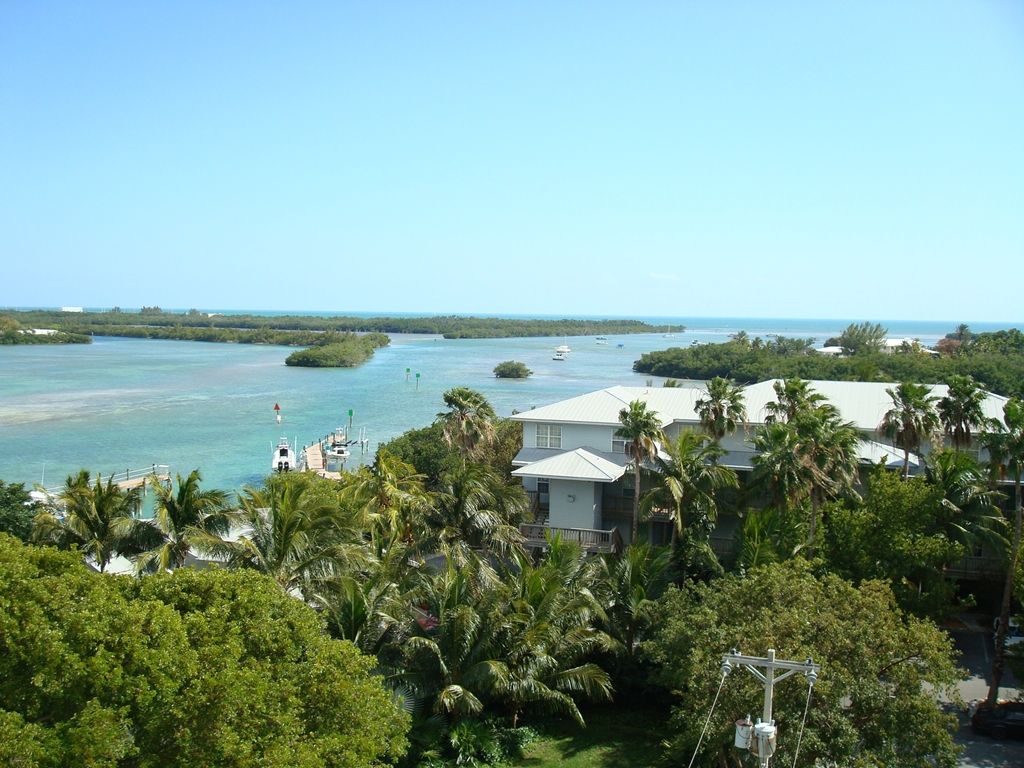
520,523 -> 623,555
945,555 -> 1005,580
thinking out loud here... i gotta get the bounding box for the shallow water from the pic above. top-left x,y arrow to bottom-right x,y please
0,319 -> 987,492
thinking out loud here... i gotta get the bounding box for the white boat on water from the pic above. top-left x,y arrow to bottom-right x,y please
552,350 -> 568,361
595,336 -> 608,345
554,342 -> 571,354
272,437 -> 296,472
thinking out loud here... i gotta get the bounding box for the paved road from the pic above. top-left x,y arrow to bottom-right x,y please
948,627 -> 1024,767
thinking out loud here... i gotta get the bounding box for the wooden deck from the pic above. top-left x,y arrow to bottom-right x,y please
520,523 -> 623,555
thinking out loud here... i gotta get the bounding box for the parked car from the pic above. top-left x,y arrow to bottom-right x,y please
971,701 -> 1024,739
993,616 -> 1024,649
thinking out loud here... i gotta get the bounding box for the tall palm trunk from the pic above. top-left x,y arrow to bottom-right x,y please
631,463 -> 641,545
988,472 -> 1022,706
903,448 -> 911,480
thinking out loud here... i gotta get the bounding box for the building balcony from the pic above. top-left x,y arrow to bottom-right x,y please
520,523 -> 624,555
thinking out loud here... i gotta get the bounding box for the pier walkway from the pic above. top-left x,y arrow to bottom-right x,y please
40,464 -> 171,497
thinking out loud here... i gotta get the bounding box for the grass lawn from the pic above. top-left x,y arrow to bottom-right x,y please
516,704 -> 668,768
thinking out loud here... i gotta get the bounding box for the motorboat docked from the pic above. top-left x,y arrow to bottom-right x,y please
272,437 -> 296,472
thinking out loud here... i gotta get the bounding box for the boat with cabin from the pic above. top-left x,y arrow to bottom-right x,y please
272,437 -> 296,472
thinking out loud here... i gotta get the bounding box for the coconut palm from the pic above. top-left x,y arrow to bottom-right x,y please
134,469 -> 233,573
616,400 -> 663,544
32,470 -> 144,573
502,540 -> 614,725
937,375 -> 990,451
592,542 -> 672,662
641,431 -> 737,555
206,474 -> 370,594
399,565 -> 511,722
425,463 -> 527,570
695,377 -> 747,446
342,450 -> 430,555
437,387 -> 498,461
980,398 -> 1024,706
879,382 -> 940,479
925,449 -> 1005,553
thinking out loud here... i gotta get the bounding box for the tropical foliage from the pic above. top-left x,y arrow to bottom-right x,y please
647,561 -> 961,768
493,360 -> 532,378
0,535 -> 408,768
635,326 -> 1024,398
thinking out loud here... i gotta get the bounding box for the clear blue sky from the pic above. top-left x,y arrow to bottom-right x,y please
1,2 -> 1021,320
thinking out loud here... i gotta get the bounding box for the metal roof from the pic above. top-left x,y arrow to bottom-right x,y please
511,385 -> 705,427
511,448 -> 628,482
742,379 -> 1008,432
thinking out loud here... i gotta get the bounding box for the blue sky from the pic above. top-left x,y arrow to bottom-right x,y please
1,2 -> 1021,321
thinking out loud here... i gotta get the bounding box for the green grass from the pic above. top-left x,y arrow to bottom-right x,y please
516,705 -> 668,768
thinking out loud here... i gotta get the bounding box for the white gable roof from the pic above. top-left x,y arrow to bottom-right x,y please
512,448 -> 628,483
511,385 -> 704,427
742,379 -> 1007,431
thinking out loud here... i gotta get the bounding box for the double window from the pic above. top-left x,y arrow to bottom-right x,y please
536,423 -> 562,449
612,437 -> 633,454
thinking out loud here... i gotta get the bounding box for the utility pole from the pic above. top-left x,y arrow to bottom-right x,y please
722,648 -> 819,767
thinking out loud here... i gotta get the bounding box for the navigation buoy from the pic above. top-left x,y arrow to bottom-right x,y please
274,403 -> 282,424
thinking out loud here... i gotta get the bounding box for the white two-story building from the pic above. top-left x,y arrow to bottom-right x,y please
510,380 -> 1009,556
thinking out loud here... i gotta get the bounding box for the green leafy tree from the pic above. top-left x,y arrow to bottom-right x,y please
980,397 -> 1024,706
836,321 -> 887,355
135,469 -> 233,573
0,534 -> 408,767
32,470 -> 145,572
437,387 -> 498,461
616,400 -> 663,544
0,480 -> 36,541
823,469 -> 964,617
695,377 -> 746,445
879,381 -> 940,479
762,378 -> 828,424
937,374 -> 990,450
493,360 -> 532,378
646,561 -> 960,768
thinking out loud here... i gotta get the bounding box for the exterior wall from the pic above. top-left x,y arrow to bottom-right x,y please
523,422 -> 618,452
548,479 -> 602,530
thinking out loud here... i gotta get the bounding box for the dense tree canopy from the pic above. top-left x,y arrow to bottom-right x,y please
0,534 -> 408,768
646,561 -> 961,768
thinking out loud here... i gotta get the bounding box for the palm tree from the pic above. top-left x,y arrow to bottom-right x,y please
763,378 -> 827,424
437,387 -> 497,461
134,469 -> 233,573
592,543 -> 672,662
695,377 -> 747,446
616,400 -> 662,544
937,375 -> 990,451
980,398 -> 1024,706
399,565 -> 511,722
752,406 -> 859,548
207,474 -> 370,594
503,540 -> 614,725
925,449 -> 1005,554
425,463 -> 527,570
641,431 -> 737,555
879,382 -> 940,479
342,450 -> 430,555
32,470 -> 144,572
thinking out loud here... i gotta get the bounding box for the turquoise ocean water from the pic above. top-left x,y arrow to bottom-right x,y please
0,317 -> 1012,493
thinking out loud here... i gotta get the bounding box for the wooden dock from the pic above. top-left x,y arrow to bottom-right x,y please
300,443 -> 343,481
100,464 -> 172,491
